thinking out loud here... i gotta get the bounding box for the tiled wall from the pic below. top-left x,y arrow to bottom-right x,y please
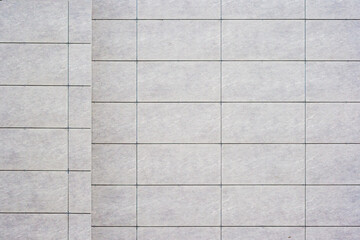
0,0 -> 91,239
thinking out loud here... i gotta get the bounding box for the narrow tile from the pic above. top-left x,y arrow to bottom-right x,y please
69,44 -> 92,85
307,227 -> 360,240
69,172 -> 91,213
92,0 -> 136,19
69,129 -> 91,170
69,214 -> 91,240
222,227 -> 305,240
307,0 -> 360,19
69,87 -> 91,128
138,227 -> 220,240
92,227 -> 136,240
138,186 -> 220,226
69,0 -> 92,43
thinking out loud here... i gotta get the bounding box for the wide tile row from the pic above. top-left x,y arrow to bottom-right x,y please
92,20 -> 360,60
0,0 -> 91,42
92,103 -> 360,143
92,144 -> 360,185
92,186 -> 360,226
93,0 -> 360,19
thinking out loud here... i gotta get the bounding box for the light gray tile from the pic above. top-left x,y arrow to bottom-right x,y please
92,103 -> 136,143
69,87 -> 91,128
138,0 -> 220,19
69,172 -> 91,213
92,227 -> 136,240
222,186 -> 304,226
306,103 -> 360,143
138,144 -> 220,184
92,0 -> 136,19
69,214 -> 91,240
0,214 -> 67,240
69,0 -> 91,43
307,20 -> 360,60
223,62 -> 304,101
223,144 -> 304,184
138,186 -> 220,226
222,227 -> 305,240
138,20 -> 220,60
307,227 -> 360,240
0,44 -> 67,85
69,44 -> 92,85
0,172 -> 67,212
307,0 -> 360,19
138,62 -> 220,101
0,129 -> 67,170
92,62 -> 136,102
222,103 -> 304,143
222,0 -> 304,19
306,186 -> 360,225
138,103 -> 220,143
223,21 -> 304,60
92,186 -> 136,226
93,21 -> 136,60
306,62 -> 360,101
0,86 -> 67,127
138,227 -> 220,240
92,144 -> 136,184
69,129 -> 91,170
0,0 -> 67,42
307,145 -> 360,184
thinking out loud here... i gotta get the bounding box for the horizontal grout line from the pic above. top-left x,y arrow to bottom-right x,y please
0,212 -> 91,214
0,42 -> 91,44
92,184 -> 360,187
92,101 -> 360,104
0,85 -> 91,87
92,225 -> 360,228
93,59 -> 360,62
92,143 -> 360,145
92,18 -> 360,21
0,127 -> 90,130
0,170 -> 90,172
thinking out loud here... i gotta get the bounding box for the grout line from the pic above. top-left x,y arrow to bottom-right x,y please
91,225 -> 360,228
0,127 -> 90,129
220,1 -> 223,239
0,85 -> 91,87
0,170 -> 90,172
91,18 -> 360,21
91,142 -> 360,145
67,2 -> 70,239
92,59 -> 360,62
304,1 -> 307,239
136,1 -> 139,239
91,184 -> 360,187
0,212 -> 91,215
0,42 -> 91,44
91,101 -> 360,104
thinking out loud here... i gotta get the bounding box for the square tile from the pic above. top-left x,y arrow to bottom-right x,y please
69,214 -> 91,240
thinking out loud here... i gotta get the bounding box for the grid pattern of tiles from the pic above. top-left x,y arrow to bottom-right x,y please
0,0 -> 91,239
92,0 -> 360,239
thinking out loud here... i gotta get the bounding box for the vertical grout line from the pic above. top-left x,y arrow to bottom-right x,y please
67,1 -> 70,240
304,0 -> 307,239
90,0 -> 93,237
136,0 -> 139,239
220,0 -> 223,239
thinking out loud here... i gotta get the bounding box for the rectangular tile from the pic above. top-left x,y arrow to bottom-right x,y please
138,103 -> 220,143
0,214 -> 67,239
138,0 -> 220,19
223,186 -> 304,226
307,20 -> 360,60
222,0 -> 304,19
223,21 -> 304,60
69,0 -> 92,43
138,144 -> 220,184
69,172 -> 91,213
0,86 -> 67,127
0,172 -> 67,212
223,144 -> 304,184
306,62 -> 360,101
138,186 -> 220,226
92,144 -> 136,184
69,129 -> 91,170
138,227 -> 220,240
306,186 -> 360,225
307,227 -> 360,240
222,62 -> 304,101
138,20 -> 220,60
93,21 -> 136,60
306,103 -> 360,143
92,62 -> 136,102
92,0 -> 136,19
0,129 -> 67,170
69,214 -> 91,240
92,103 -> 136,143
222,103 -> 304,143
307,144 -> 360,184
222,227 -> 305,240
92,227 -> 136,240
138,62 -> 220,102
0,0 -> 67,42
69,87 -> 91,128
307,0 -> 360,19
69,44 -> 92,85
0,44 -> 67,85
92,186 -> 136,226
